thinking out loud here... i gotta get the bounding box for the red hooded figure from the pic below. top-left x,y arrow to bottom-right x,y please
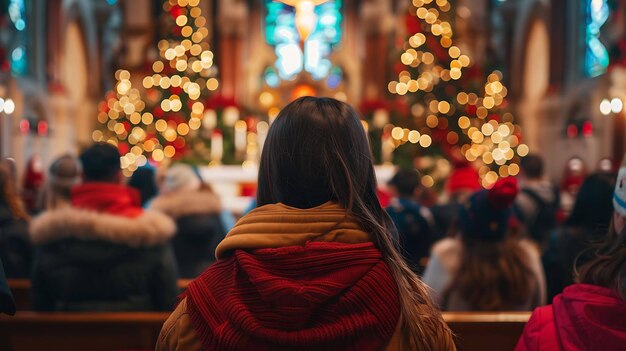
22,155 -> 44,212
516,158 -> 626,351
515,284 -> 626,351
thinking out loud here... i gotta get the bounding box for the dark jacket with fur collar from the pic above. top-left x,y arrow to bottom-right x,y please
0,201 -> 31,278
29,206 -> 179,311
150,190 -> 225,278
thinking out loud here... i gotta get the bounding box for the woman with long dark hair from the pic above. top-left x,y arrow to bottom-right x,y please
157,97 -> 454,350
423,177 -> 546,311
0,163 -> 32,278
516,163 -> 626,350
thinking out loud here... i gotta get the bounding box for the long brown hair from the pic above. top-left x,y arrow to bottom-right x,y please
257,97 -> 452,349
0,164 -> 29,221
576,219 -> 626,299
445,236 -> 536,310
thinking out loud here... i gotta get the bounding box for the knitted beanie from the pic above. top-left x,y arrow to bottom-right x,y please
614,155 -> 626,217
460,177 -> 519,241
48,154 -> 82,188
162,164 -> 202,194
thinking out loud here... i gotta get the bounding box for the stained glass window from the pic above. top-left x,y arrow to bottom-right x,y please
8,0 -> 27,76
585,0 -> 610,77
264,0 -> 342,83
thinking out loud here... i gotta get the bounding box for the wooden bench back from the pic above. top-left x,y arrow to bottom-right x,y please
0,311 -> 530,351
7,279 -> 192,311
445,312 -> 529,351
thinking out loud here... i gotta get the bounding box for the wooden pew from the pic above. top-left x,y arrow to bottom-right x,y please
0,311 -> 168,351
445,312 -> 530,351
7,279 -> 30,310
0,311 -> 530,351
7,279 -> 193,311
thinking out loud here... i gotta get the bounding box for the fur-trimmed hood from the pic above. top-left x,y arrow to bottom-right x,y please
29,207 -> 176,247
150,190 -> 222,219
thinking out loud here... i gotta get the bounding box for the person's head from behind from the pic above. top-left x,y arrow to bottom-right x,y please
458,177 -> 519,242
257,96 -> 448,347
520,154 -> 544,180
452,177 -> 537,309
388,168 -> 421,199
79,143 -> 121,183
49,154 -> 82,195
41,154 -> 82,210
0,162 -> 28,220
447,161 -> 480,203
258,96 -> 377,210
160,164 -> 202,194
128,165 -> 158,206
566,172 -> 616,231
578,160 -> 626,298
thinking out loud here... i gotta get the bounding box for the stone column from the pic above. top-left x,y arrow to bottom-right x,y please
360,0 -> 394,100
217,0 -> 248,100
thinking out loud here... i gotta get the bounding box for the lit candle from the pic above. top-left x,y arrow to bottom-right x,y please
223,106 -> 239,127
382,131 -> 393,164
210,130 -> 223,164
203,109 -> 217,130
373,108 -> 389,129
257,121 -> 269,153
269,114 -> 278,125
246,142 -> 259,165
234,120 -> 247,159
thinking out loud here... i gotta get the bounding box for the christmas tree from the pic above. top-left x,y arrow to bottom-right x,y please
380,0 -> 528,188
95,0 -> 229,175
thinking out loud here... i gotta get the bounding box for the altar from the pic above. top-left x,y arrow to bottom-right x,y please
198,165 -> 397,215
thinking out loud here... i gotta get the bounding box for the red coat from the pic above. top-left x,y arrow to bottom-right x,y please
516,284 -> 626,351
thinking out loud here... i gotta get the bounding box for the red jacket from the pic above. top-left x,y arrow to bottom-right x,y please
516,284 -> 626,351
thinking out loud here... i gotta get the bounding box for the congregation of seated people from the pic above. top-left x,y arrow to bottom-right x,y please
0,97 -> 625,350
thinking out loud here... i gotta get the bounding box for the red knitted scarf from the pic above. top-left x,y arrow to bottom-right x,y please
71,183 -> 143,218
185,241 -> 400,351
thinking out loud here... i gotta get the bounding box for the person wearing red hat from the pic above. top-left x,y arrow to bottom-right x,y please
431,162 -> 481,238
447,162 -> 481,194
423,177 -> 546,311
21,155 -> 44,214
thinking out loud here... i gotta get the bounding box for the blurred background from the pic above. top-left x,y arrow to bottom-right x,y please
0,0 -> 625,212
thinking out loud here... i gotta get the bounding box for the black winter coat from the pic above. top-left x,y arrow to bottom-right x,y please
29,207 -> 179,311
0,202 -> 32,278
0,258 -> 16,315
151,190 -> 226,278
172,214 -> 225,278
